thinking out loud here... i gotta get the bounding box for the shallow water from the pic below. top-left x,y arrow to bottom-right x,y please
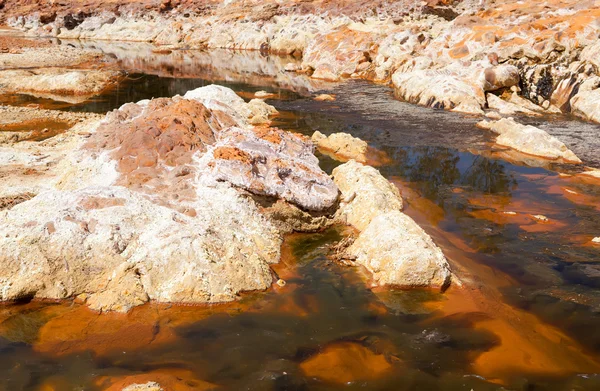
1,42 -> 600,390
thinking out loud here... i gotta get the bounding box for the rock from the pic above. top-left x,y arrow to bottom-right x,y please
482,64 -> 520,91
311,131 -> 368,162
202,125 -> 339,211
0,85 -> 339,311
571,88 -> 600,124
284,62 -> 300,72
302,25 -> 381,81
332,160 -> 403,231
300,342 -> 392,384
486,93 -> 538,116
392,70 -> 485,115
0,185 -> 281,311
254,90 -> 274,98
345,211 -> 452,289
246,98 -> 278,124
314,94 -> 336,102
532,214 -> 549,222
97,369 -> 216,391
0,68 -> 123,103
485,111 -> 502,120
476,118 -> 581,163
122,382 -> 163,391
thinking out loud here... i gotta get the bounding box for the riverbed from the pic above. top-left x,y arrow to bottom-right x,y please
1,41 -> 600,390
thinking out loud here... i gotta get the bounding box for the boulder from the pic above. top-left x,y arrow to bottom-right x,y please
332,160 -> 403,231
481,64 -> 520,92
311,131 -> 368,163
477,118 -> 581,163
345,211 -> 452,289
571,88 -> 600,124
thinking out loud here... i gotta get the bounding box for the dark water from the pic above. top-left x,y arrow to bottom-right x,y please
1,43 -> 600,390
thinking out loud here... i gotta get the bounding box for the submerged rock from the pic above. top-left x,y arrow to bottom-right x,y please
300,341 -> 392,384
347,211 -> 451,289
477,118 -> 581,163
311,131 -> 368,163
122,382 -> 163,391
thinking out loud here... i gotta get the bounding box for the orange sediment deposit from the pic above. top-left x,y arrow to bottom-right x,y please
0,118 -> 74,142
95,368 -> 217,391
395,188 -> 600,384
28,301 -> 249,357
299,341 -> 394,384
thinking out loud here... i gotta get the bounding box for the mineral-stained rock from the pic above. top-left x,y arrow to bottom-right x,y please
121,382 -> 163,391
0,185 -> 281,311
332,160 -> 403,231
0,85 -> 338,311
346,211 -> 452,289
201,126 -> 339,211
97,369 -> 216,391
311,131 -> 368,163
477,118 -> 581,163
302,24 -> 382,81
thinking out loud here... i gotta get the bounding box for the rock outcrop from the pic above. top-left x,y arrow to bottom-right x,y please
0,85 -> 339,311
332,160 -> 451,289
5,0 -> 600,123
477,118 -> 581,163
0,68 -> 123,103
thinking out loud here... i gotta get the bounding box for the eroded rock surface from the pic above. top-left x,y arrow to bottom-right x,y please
0,68 -> 123,103
0,85 -> 339,311
5,0 -> 600,123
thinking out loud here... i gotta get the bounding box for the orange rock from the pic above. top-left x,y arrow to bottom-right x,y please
300,342 -> 392,383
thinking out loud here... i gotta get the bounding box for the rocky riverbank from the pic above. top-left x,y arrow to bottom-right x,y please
0,84 -> 453,312
3,0 -> 600,124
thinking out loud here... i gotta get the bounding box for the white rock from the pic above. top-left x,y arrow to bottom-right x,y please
311,131 -> 368,162
346,211 -> 451,289
332,160 -> 403,231
477,118 -> 581,163
0,185 -> 281,311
